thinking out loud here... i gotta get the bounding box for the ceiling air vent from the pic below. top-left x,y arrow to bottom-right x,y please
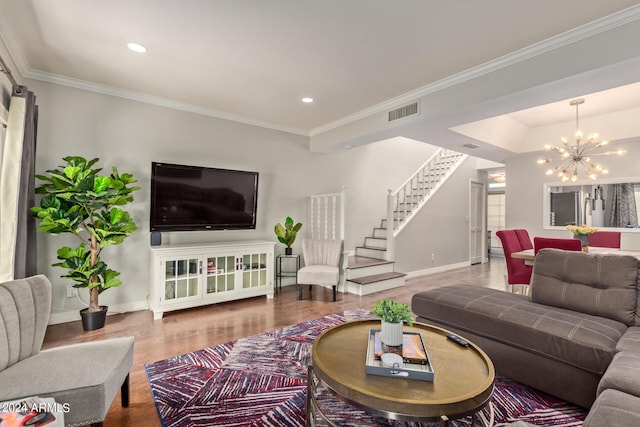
463,143 -> 479,149
388,102 -> 419,122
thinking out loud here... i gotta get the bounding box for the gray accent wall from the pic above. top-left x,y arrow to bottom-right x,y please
26,79 -> 479,322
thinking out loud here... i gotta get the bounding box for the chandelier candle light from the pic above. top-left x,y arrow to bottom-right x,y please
537,99 -> 626,182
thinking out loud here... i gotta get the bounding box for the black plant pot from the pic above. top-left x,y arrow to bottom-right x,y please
80,306 -> 108,331
285,247 -> 293,255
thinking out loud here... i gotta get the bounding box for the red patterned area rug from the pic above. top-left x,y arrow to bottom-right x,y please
145,309 -> 587,426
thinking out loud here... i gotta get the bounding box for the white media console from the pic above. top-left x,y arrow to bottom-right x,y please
149,240 -> 275,319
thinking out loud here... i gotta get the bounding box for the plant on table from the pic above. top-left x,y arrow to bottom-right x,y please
566,224 -> 599,236
274,216 -> 302,254
373,299 -> 415,326
31,156 -> 140,329
373,299 -> 414,346
566,224 -> 598,252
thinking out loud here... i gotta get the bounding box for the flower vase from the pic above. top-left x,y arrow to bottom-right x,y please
575,235 -> 589,252
380,321 -> 404,347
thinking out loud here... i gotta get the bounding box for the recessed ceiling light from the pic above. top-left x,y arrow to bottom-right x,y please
127,42 -> 147,53
302,97 -> 314,103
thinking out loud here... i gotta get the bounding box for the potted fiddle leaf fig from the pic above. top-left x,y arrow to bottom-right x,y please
274,216 -> 302,255
31,156 -> 140,331
373,299 -> 414,346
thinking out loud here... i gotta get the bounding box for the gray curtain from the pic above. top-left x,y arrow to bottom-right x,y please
608,183 -> 638,228
0,86 -> 38,281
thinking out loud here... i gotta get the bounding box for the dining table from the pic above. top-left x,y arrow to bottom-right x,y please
511,247 -> 640,266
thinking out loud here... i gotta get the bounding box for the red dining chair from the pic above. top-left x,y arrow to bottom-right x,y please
588,231 -> 621,248
496,230 -> 533,293
514,229 -> 534,250
533,237 -> 583,254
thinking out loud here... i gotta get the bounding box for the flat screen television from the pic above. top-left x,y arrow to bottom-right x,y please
150,162 -> 259,231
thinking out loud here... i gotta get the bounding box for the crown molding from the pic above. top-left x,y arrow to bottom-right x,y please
2,2 -> 640,138
23,69 -> 309,136
309,4 -> 640,137
0,1 -> 308,136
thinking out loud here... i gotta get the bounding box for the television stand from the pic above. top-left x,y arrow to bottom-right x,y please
149,240 -> 274,319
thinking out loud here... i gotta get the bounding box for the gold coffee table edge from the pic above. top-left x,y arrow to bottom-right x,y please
310,319 -> 495,422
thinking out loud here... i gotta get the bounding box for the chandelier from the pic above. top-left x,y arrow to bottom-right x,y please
537,98 -> 625,182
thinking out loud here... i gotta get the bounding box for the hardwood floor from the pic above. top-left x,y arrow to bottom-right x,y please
42,258 -> 506,426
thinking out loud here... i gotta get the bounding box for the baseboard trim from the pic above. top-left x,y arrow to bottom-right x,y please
405,261 -> 471,280
48,300 -> 150,325
47,262 -> 473,323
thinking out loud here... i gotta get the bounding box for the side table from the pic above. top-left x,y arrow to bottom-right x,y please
275,254 -> 301,291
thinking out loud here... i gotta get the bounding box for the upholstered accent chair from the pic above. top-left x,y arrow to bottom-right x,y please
496,229 -> 533,293
0,275 -> 134,427
533,237 -> 583,254
297,239 -> 342,301
589,231 -> 622,248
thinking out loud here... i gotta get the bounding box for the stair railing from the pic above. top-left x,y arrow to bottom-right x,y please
385,148 -> 466,260
308,186 -> 346,241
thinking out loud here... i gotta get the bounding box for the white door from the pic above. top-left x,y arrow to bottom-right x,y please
469,180 -> 485,265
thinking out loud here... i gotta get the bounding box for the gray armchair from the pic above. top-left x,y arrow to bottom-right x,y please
297,239 -> 342,301
0,275 -> 134,427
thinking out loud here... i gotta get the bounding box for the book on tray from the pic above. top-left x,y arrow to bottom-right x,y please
372,330 -> 428,365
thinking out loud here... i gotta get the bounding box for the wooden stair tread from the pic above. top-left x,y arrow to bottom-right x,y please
356,245 -> 385,251
347,256 -> 393,269
347,271 -> 406,285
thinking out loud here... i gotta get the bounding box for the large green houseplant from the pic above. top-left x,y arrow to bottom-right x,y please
274,216 -> 302,255
31,156 -> 140,330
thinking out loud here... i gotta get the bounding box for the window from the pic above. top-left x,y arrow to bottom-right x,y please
487,193 -> 505,248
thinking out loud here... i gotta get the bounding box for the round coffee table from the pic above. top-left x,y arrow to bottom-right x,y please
308,319 -> 494,425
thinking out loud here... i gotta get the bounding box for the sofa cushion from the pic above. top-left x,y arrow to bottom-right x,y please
617,327 -> 640,353
583,389 -> 640,427
597,351 -> 640,398
411,285 -> 626,375
531,250 -> 639,326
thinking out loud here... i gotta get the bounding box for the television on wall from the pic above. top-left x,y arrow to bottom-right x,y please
150,162 -> 259,231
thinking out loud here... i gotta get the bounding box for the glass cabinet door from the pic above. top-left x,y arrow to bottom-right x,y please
205,255 -> 236,295
241,252 -> 268,289
163,258 -> 199,301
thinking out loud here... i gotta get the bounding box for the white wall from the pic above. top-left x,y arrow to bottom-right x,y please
505,138 -> 640,249
394,157 -> 483,274
27,79 -> 479,323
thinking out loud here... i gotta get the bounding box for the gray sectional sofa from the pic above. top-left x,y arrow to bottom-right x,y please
411,249 -> 640,426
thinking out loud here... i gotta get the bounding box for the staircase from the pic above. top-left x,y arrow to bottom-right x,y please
345,148 -> 467,295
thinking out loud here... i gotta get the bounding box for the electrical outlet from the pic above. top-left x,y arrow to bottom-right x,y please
66,285 -> 77,298
431,253 -> 435,261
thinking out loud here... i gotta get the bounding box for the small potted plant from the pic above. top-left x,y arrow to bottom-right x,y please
372,299 -> 414,346
274,216 -> 302,255
31,156 -> 140,331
